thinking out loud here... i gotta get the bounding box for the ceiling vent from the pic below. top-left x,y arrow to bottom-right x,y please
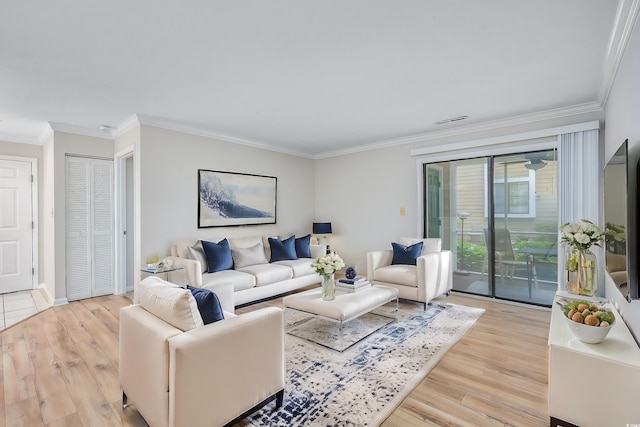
433,115 -> 469,125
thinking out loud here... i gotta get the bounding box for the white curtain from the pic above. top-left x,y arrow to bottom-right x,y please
558,129 -> 602,295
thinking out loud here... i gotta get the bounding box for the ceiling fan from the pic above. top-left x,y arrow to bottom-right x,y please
523,151 -> 556,171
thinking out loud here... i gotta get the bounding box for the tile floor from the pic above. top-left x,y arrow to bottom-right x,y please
0,289 -> 52,330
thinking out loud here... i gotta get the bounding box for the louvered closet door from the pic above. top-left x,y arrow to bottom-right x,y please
91,159 -> 114,297
66,156 -> 114,301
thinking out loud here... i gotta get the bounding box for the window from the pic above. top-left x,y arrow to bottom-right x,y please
484,169 -> 536,218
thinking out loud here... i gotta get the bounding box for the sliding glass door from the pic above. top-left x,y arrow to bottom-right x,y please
424,150 -> 558,306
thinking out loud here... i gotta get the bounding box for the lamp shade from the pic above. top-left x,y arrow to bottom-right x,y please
313,222 -> 332,235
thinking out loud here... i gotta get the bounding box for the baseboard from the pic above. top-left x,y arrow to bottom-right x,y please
37,283 -> 54,305
53,297 -> 69,306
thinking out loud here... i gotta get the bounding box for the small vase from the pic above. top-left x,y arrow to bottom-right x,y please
321,274 -> 335,301
566,247 -> 597,296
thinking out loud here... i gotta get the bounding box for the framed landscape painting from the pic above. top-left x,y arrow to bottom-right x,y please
198,169 -> 277,228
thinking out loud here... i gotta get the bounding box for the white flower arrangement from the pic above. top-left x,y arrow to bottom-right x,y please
560,219 -> 604,251
311,251 -> 345,278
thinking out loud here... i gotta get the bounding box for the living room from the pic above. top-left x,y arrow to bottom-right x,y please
1,1 -> 640,426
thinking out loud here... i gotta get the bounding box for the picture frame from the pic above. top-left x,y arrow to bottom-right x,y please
198,169 -> 277,228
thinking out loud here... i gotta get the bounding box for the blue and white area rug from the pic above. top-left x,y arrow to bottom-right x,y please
246,301 -> 484,426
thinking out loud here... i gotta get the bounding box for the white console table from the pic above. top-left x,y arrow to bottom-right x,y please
548,292 -> 640,427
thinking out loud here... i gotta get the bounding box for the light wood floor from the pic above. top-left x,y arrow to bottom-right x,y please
1,293 -> 550,426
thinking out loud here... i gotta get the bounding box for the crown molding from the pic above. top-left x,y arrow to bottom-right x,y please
132,114 -> 314,159
48,121 -> 114,140
598,0 -> 640,106
38,124 -> 53,144
315,101 -> 604,159
113,114 -> 140,139
0,131 -> 43,145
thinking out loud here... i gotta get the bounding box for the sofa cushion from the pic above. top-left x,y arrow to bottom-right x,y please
231,242 -> 268,268
391,241 -> 424,265
202,238 -> 234,273
275,258 -> 315,277
295,234 -> 312,258
397,237 -> 441,255
269,236 -> 298,262
187,286 -> 224,324
374,264 -> 418,287
202,270 -> 256,292
187,241 -> 208,274
136,277 -> 204,331
238,263 -> 293,287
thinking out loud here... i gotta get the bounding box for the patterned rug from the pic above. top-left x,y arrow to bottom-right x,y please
246,301 -> 484,426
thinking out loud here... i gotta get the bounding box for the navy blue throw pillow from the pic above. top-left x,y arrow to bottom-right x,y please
187,286 -> 224,324
269,235 -> 298,262
201,238 -> 234,273
391,241 -> 424,265
295,234 -> 312,258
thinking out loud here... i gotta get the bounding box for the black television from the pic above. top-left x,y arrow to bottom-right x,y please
604,139 -> 638,300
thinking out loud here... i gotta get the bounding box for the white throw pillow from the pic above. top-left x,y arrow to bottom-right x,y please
187,241 -> 208,274
232,242 -> 269,268
135,276 -> 203,331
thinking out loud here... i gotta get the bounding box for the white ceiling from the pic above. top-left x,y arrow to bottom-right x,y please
0,1 -> 626,157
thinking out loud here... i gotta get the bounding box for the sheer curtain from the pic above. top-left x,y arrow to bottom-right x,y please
558,129 -> 602,294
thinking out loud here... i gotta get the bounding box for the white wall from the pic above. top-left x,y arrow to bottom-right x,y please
316,111 -> 604,275
42,133 -> 55,301
604,13 -> 640,340
137,125 -> 316,269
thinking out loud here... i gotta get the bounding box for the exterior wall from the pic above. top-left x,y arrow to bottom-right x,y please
453,160 -> 558,237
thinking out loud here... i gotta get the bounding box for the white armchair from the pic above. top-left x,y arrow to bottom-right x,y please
367,237 -> 452,309
120,277 -> 285,427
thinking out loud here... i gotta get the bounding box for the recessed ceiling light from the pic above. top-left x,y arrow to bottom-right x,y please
99,124 -> 113,131
433,115 -> 469,125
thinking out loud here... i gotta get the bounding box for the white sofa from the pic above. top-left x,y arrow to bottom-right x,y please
120,277 -> 285,427
367,237 -> 453,309
167,236 -> 325,307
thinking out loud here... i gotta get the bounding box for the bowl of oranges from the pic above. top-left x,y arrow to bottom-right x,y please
561,299 -> 615,344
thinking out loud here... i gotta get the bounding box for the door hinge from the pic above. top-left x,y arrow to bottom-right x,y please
31,175 -> 34,183
32,267 -> 35,275
32,221 -> 35,229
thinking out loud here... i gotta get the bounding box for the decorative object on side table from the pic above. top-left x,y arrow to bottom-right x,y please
560,219 -> 604,296
311,251 -> 345,301
558,298 -> 615,343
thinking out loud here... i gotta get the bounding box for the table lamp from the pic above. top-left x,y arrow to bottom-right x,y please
313,222 -> 332,254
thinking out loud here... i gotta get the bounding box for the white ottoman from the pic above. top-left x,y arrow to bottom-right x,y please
283,285 -> 399,351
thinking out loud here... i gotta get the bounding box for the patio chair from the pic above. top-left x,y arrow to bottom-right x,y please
482,229 -> 532,282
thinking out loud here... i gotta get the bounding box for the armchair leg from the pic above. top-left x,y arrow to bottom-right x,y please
423,302 -> 427,311
122,392 -> 128,410
275,389 -> 284,409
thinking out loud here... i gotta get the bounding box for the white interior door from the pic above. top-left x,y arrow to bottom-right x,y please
66,156 -> 113,301
0,159 -> 33,293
